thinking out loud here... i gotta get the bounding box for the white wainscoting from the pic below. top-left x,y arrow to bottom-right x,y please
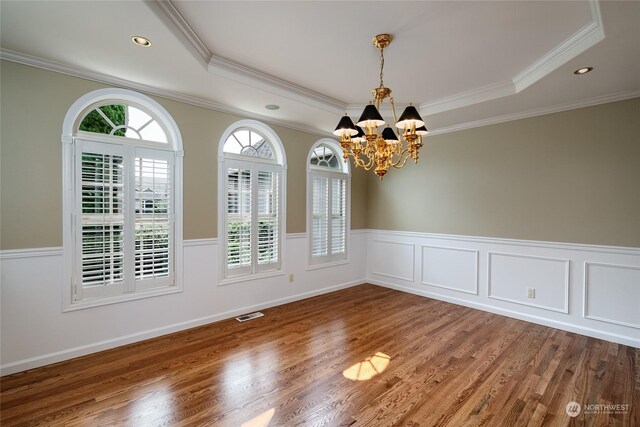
2,229 -> 639,375
0,231 -> 367,375
488,252 -> 569,313
584,262 -> 640,329
367,229 -> 640,348
421,245 -> 478,295
370,240 -> 415,282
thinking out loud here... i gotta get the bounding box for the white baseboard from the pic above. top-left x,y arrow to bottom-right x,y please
0,279 -> 364,376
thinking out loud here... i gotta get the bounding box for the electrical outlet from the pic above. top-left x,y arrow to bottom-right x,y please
527,288 -> 535,299
289,273 -> 294,283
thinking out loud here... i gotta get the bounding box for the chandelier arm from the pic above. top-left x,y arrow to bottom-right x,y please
363,145 -> 375,159
352,154 -> 368,170
388,141 -> 407,163
361,154 -> 376,170
390,150 -> 412,169
356,152 -> 376,170
361,150 -> 376,170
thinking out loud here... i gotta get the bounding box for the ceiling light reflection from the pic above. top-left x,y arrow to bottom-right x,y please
343,352 -> 391,381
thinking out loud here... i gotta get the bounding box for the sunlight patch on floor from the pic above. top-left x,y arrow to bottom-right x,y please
241,408 -> 275,427
343,352 -> 391,381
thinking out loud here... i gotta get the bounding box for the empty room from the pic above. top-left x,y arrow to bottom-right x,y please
1,1 -> 639,426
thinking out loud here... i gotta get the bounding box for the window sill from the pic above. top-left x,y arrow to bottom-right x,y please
63,286 -> 183,312
219,269 -> 285,287
306,258 -> 350,271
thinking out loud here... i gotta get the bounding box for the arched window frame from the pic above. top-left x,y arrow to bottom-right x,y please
306,139 -> 351,268
62,88 -> 184,311
218,120 -> 287,284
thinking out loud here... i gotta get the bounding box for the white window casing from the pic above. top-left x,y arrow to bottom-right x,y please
62,89 -> 183,311
307,139 -> 351,268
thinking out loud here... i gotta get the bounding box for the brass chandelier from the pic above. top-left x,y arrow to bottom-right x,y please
333,34 -> 428,179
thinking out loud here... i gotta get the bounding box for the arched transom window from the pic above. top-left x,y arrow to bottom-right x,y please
309,144 -> 340,169
79,103 -> 168,143
223,128 -> 274,159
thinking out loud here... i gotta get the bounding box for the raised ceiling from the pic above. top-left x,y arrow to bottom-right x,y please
1,1 -> 638,136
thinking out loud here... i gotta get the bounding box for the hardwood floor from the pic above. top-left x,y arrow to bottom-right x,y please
1,284 -> 638,426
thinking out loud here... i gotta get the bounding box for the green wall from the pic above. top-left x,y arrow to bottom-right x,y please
367,97 -> 640,247
0,61 -> 367,249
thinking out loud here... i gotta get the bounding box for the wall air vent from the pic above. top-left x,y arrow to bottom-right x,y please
235,312 -> 264,322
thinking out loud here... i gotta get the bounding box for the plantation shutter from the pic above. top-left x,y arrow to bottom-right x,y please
331,178 -> 347,255
308,166 -> 348,265
256,169 -> 280,272
226,166 -> 253,276
76,141 -> 126,300
224,160 -> 282,277
75,141 -> 176,300
311,176 -> 329,257
134,149 -> 174,290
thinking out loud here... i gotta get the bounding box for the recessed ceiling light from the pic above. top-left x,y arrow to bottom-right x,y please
132,36 -> 151,47
265,104 -> 280,110
573,67 -> 593,75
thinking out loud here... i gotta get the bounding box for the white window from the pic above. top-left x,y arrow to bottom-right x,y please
62,89 -> 183,310
307,140 -> 350,266
218,120 -> 286,283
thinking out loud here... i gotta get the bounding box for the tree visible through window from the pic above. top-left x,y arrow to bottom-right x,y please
79,105 -> 126,136
79,103 -> 168,143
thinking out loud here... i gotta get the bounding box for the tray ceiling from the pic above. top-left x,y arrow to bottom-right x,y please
1,1 -> 638,136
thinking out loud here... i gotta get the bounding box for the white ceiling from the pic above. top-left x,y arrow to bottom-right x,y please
1,1 -> 638,136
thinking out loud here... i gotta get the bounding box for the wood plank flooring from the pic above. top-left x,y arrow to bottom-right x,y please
1,284 -> 638,426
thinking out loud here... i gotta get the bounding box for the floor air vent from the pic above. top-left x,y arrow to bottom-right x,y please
235,312 -> 264,322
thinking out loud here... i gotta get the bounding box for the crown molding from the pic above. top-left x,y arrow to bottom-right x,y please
151,0 -> 345,115
419,81 -> 515,116
148,0 -> 212,64
427,90 -> 640,136
513,0 -> 604,92
0,49 -> 331,138
207,56 -> 345,114
418,0 -> 604,117
3,48 -> 634,141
